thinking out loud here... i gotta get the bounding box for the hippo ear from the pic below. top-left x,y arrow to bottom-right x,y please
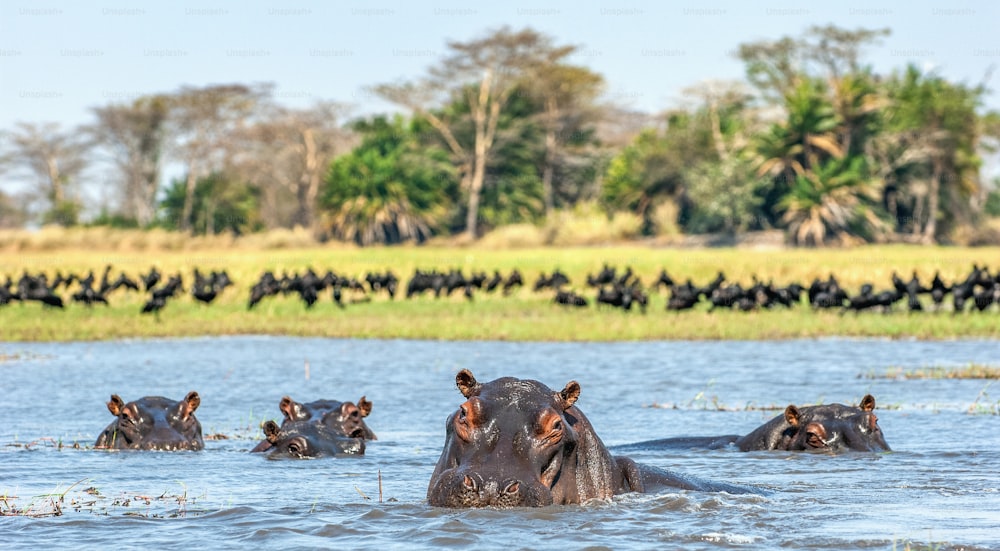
107,395 -> 125,416
263,420 -> 281,444
859,394 -> 876,412
456,369 -> 481,398
279,396 -> 301,421
357,396 -> 373,418
557,381 -> 581,411
784,405 -> 801,427
180,391 -> 200,420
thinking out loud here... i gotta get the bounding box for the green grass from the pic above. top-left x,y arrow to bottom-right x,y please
2,244 -> 1000,341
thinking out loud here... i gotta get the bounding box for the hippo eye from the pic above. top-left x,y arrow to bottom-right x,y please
287,438 -> 307,457
806,432 -> 825,448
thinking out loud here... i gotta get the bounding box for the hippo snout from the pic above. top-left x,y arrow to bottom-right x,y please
429,470 -> 552,508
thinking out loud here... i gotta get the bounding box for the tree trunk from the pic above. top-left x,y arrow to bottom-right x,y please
180,169 -> 197,232
464,73 -> 493,240
541,96 -> 558,215
295,128 -> 319,230
465,142 -> 487,239
922,158 -> 942,244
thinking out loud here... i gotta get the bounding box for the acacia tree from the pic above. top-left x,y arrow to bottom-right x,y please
0,122 -> 90,225
89,95 -> 171,226
375,26 -> 574,238
169,83 -> 269,232
525,61 -> 604,214
231,101 -> 353,229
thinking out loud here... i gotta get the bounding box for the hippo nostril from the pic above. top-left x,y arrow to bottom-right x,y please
503,481 -> 520,495
463,475 -> 478,492
349,429 -> 364,438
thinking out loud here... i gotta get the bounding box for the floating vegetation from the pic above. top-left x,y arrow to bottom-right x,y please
862,363 -> 1000,380
1,480 -> 208,518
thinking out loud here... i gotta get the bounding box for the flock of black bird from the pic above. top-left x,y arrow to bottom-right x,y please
3,262 -> 1000,316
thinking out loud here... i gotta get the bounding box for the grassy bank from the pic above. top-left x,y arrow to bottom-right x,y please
2,244 -> 999,341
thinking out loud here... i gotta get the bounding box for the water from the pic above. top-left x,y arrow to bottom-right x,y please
1,337 -> 998,550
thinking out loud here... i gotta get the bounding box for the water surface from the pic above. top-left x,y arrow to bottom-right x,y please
2,337 -> 998,550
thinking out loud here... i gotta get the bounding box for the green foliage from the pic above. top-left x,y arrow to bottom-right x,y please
159,173 -> 261,235
985,188 -> 1000,217
779,156 -> 886,245
322,115 -> 458,245
42,200 -> 81,227
602,119 -> 711,234
89,211 -> 140,229
684,157 -> 768,234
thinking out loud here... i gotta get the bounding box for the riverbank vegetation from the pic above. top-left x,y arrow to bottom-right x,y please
3,25 -> 999,248
2,244 -> 999,342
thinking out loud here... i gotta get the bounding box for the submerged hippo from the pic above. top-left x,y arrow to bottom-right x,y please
94,392 -> 204,451
250,394 -> 376,453
617,395 -> 890,453
427,370 -> 759,508
258,420 -> 365,459
276,395 -> 377,440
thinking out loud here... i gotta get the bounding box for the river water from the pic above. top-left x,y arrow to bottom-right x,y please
1,337 -> 998,550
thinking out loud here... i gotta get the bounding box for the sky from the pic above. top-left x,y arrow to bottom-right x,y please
1,0 -> 998,199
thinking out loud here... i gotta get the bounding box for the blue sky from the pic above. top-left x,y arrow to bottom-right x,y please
2,0 -> 997,134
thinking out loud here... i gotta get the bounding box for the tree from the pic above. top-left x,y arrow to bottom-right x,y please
375,26 -> 575,238
779,156 -> 886,246
879,65 -> 984,242
525,61 -> 605,213
0,122 -> 90,225
230,101 -> 353,230
321,115 -> 458,245
159,172 -> 260,235
602,111 -> 715,234
89,94 -> 171,226
169,84 -> 269,232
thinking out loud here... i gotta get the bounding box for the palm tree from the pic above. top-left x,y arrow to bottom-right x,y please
779,157 -> 886,246
322,116 -> 458,245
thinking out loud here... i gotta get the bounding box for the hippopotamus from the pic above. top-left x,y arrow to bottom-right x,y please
617,394 -> 890,453
250,394 -> 376,453
94,392 -> 204,451
276,395 -> 376,440
257,420 -> 365,459
427,370 -> 759,508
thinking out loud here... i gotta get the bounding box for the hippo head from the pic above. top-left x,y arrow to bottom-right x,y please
781,394 -> 890,453
95,392 -> 204,451
427,369 -> 621,508
261,420 -> 365,459
279,396 -> 377,440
